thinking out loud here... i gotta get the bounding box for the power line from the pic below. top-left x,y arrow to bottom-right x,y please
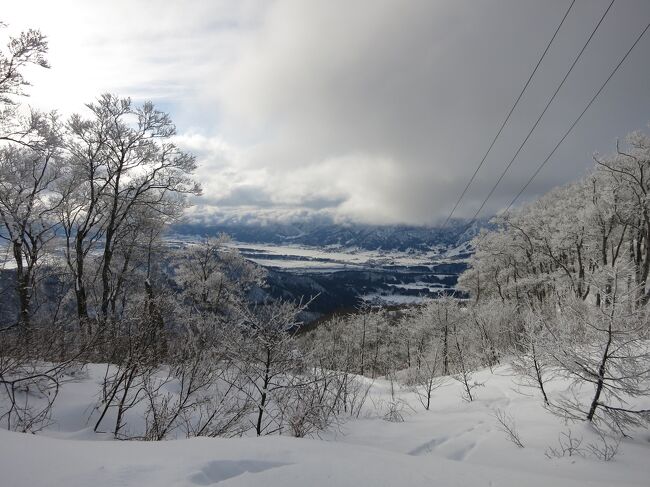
442,0 -> 576,227
504,21 -> 650,213
466,0 -> 615,225
465,18 -> 649,249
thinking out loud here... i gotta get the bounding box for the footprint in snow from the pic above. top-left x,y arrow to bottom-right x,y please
189,460 -> 289,485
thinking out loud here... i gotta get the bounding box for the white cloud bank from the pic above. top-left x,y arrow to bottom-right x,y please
3,0 -> 650,224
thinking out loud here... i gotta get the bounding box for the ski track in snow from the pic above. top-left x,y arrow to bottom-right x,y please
408,422 -> 485,459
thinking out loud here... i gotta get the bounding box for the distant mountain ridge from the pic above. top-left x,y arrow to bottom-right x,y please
171,219 -> 490,252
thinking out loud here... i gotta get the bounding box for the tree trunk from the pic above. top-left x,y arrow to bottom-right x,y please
12,240 -> 31,330
586,320 -> 612,422
74,235 -> 89,322
359,318 -> 366,376
256,347 -> 272,436
442,324 -> 449,375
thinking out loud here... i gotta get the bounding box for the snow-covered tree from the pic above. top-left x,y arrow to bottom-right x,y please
542,266 -> 650,434
60,94 -> 201,323
173,235 -> 266,316
0,22 -> 49,147
0,116 -> 64,330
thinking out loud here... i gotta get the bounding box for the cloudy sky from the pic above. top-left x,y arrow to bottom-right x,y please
3,0 -> 650,225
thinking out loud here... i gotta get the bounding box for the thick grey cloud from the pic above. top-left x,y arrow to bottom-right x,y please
4,0 -> 650,224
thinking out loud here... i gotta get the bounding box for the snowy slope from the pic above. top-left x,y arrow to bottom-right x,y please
1,365 -> 649,487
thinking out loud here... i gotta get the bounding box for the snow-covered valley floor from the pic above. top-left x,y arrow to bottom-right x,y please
1,364 -> 649,487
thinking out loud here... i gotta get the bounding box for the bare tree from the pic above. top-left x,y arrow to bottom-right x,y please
0,116 -> 64,330
543,267 -> 650,435
92,290 -> 176,438
305,315 -> 372,419
57,112 -> 111,324
60,94 -> 200,324
227,300 -> 308,436
173,234 -> 266,316
0,22 -> 49,146
405,342 -> 446,411
510,307 -> 555,405
451,318 -> 484,402
142,316 -> 251,440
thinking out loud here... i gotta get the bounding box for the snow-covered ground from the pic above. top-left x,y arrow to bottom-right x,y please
360,292 -> 433,305
225,241 -> 467,271
1,364 -> 648,487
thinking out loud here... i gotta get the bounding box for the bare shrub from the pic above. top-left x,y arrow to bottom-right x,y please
493,408 -> 524,448
585,427 -> 621,462
545,429 -> 585,459
0,326 -> 94,432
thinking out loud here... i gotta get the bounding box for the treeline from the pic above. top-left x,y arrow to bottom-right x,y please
305,298 -> 512,412
459,132 -> 650,307
464,129 -> 650,431
0,92 -> 200,330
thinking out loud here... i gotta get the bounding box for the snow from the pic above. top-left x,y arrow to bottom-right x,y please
443,241 -> 473,259
1,364 -> 649,486
247,258 -> 358,271
360,293 -> 434,305
228,242 -> 456,269
0,260 -> 17,270
387,282 -> 448,291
